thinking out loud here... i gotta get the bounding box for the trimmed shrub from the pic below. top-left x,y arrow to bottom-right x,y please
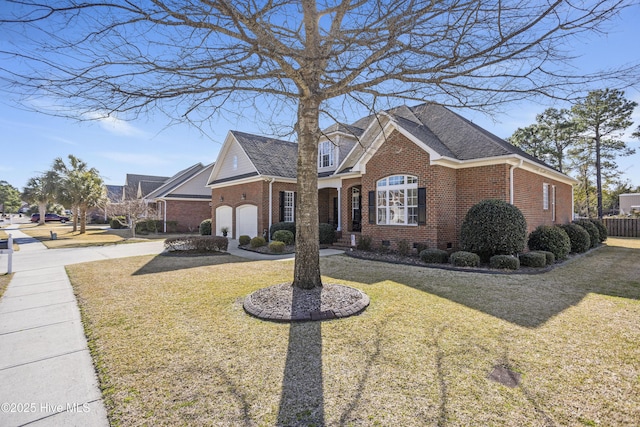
164,236 -> 228,252
199,219 -> 212,236
238,235 -> 251,246
319,223 -> 336,244
519,252 -> 547,268
490,255 -> 520,270
397,240 -> 411,257
250,236 -> 267,248
533,250 -> 556,265
450,251 -> 480,267
420,248 -> 449,264
573,219 -> 600,248
270,222 -> 296,239
528,225 -> 571,260
460,199 -> 527,261
589,219 -> 607,243
110,216 -> 127,229
559,223 -> 590,253
273,230 -> 294,245
357,235 -> 372,251
268,241 -> 286,253
414,243 -> 429,254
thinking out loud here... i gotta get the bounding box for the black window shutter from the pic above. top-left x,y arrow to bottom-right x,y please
279,191 -> 285,222
368,191 -> 375,224
294,192 -> 297,221
418,187 -> 427,225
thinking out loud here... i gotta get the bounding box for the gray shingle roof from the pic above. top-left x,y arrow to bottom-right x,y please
145,163 -> 210,199
124,174 -> 169,199
231,131 -> 298,178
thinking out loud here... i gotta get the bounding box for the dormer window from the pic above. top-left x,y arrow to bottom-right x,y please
318,140 -> 335,168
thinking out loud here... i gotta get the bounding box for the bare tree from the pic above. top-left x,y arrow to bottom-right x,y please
106,197 -> 157,239
1,1 -> 638,289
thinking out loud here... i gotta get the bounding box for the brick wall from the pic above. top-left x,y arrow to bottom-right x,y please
164,199 -> 211,232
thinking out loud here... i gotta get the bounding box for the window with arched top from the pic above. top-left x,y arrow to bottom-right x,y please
376,175 -> 419,225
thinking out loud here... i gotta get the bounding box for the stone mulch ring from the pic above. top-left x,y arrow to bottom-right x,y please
243,283 -> 369,322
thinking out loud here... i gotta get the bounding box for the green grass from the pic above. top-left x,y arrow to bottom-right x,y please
66,239 -> 640,426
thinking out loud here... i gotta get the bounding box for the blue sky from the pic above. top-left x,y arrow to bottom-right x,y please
1,5 -> 639,192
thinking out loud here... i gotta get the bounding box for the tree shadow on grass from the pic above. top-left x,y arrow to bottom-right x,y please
276,287 -> 325,426
132,253 -> 251,275
323,245 -> 640,328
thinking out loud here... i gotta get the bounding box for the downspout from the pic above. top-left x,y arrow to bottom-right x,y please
268,178 -> 275,240
162,200 -> 167,233
510,159 -> 524,205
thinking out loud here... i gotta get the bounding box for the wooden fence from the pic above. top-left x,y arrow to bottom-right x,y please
602,218 -> 640,238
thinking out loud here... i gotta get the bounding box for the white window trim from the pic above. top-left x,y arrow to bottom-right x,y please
284,191 -> 295,222
543,183 -> 550,210
376,175 -> 418,226
318,140 -> 335,169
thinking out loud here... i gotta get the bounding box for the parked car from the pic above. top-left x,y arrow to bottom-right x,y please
30,213 -> 70,223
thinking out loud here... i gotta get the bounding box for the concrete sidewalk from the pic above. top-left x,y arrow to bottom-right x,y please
0,227 -> 165,427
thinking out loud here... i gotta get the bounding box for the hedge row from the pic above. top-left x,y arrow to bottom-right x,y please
164,236 -> 228,252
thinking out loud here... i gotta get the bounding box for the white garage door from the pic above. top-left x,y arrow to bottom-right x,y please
236,204 -> 258,239
215,206 -> 232,236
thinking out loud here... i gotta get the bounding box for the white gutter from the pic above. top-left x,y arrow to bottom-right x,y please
510,159 -> 524,205
268,178 -> 275,239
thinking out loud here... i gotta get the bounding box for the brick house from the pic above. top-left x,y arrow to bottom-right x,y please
206,103 -> 576,251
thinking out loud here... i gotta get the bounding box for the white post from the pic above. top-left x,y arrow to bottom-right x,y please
7,234 -> 12,274
336,186 -> 342,231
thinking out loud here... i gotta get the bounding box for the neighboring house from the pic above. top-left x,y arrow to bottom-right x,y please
207,103 -> 577,251
123,174 -> 170,201
619,193 -> 640,215
145,163 -> 215,232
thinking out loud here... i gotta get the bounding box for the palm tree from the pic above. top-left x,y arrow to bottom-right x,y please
53,155 -> 105,233
22,171 -> 59,225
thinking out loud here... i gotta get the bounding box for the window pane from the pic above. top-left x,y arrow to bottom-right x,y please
389,175 -> 404,185
377,208 -> 386,224
378,178 -> 387,187
407,176 -> 418,184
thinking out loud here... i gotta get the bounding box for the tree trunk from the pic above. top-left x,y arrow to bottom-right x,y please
292,97 -> 322,290
80,206 -> 87,234
38,203 -> 46,225
595,131 -> 603,219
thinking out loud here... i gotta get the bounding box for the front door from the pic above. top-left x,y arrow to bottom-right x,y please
352,187 -> 361,232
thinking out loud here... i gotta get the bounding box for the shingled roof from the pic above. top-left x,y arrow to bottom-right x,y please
231,131 -> 298,178
124,174 -> 169,199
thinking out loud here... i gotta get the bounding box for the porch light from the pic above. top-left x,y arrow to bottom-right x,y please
241,193 -> 246,200
219,196 -> 224,202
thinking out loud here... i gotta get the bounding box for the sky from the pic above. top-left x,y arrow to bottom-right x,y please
1,4 -> 639,192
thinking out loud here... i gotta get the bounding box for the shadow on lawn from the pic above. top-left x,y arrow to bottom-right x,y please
324,245 -> 640,328
132,253 -> 250,275
276,287 -> 325,426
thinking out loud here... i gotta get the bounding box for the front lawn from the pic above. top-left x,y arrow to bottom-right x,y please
67,239 -> 640,426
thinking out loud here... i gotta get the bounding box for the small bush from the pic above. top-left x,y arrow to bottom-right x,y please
489,255 -> 520,270
419,248 -> 449,264
319,223 -> 336,244
110,216 -> 127,229
250,236 -> 267,248
589,219 -> 607,243
533,250 -> 556,265
238,235 -> 251,246
519,252 -> 547,268
268,241 -> 286,253
164,236 -> 228,252
559,223 -> 590,253
450,251 -> 480,267
397,240 -> 411,257
270,222 -> 296,239
357,235 -> 372,251
273,230 -> 294,245
573,219 -> 600,248
199,219 -> 212,236
527,225 -> 571,260
414,243 -> 429,254
460,199 -> 527,261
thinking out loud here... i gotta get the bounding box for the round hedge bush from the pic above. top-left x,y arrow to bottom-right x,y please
199,219 -> 212,236
460,199 -> 527,261
589,219 -> 607,243
559,223 -> 590,253
489,255 -> 520,270
419,248 -> 449,264
319,223 -> 336,244
238,235 -> 251,246
450,251 -> 480,267
268,241 -> 286,253
527,225 -> 571,260
573,219 -> 600,248
250,236 -> 267,248
533,250 -> 555,265
272,230 -> 294,245
270,222 -> 296,239
519,252 -> 547,268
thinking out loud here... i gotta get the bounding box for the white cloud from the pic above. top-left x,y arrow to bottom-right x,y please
84,112 -> 149,138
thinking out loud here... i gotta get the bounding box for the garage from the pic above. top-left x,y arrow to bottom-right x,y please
236,204 -> 258,239
215,205 -> 232,236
